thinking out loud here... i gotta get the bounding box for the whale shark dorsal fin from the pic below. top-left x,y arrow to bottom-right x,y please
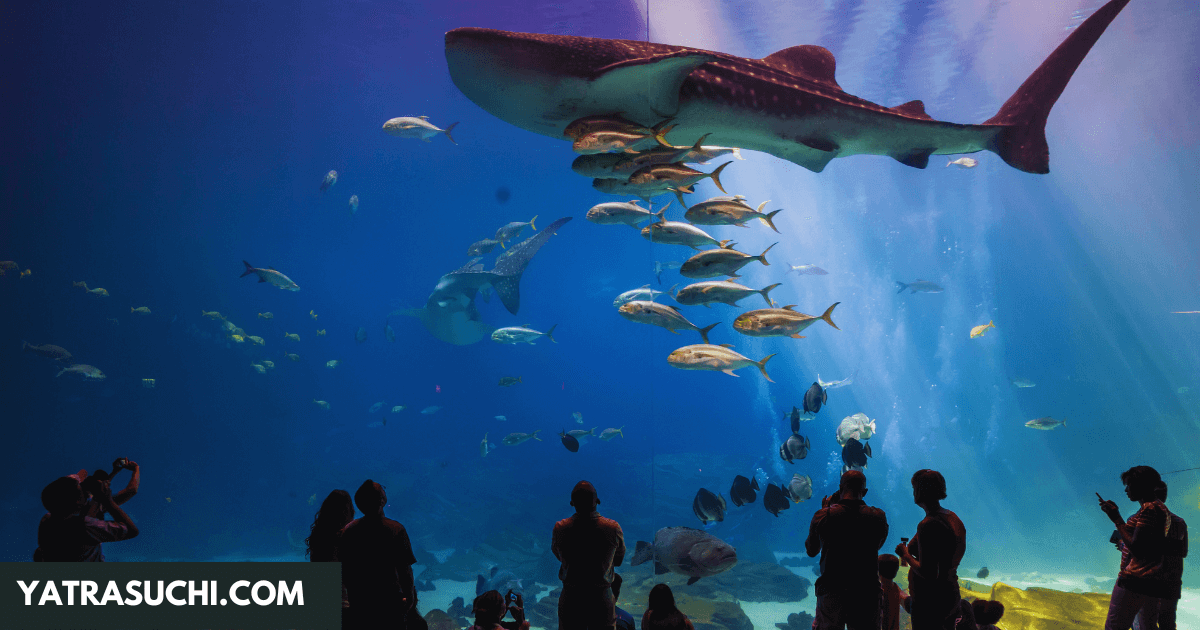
590,52 -> 716,119
761,45 -> 841,91
888,100 -> 933,121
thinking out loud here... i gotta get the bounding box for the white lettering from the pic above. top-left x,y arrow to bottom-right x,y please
277,581 -> 303,606
100,581 -> 123,605
251,580 -> 275,606
143,580 -> 164,606
210,580 -> 217,604
124,580 -> 143,606
17,581 -> 39,606
230,580 -> 251,606
38,581 -> 62,606
81,581 -> 100,605
166,580 -> 187,606
188,580 -> 208,606
61,580 -> 79,605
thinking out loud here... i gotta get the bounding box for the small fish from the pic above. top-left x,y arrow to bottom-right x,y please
684,196 -> 783,233
572,412 -> 583,424
502,431 -> 542,446
1011,377 -> 1036,388
248,336 -> 265,345
692,488 -> 727,524
165,497 -> 172,503
320,170 -> 338,193
785,406 -> 810,433
495,216 -> 537,248
627,162 -> 731,206
251,363 -> 267,374
316,329 -> 326,336
285,353 -> 300,362
641,220 -> 730,250
895,279 -> 943,294
367,421 -> 385,428
667,344 -> 775,381
22,342 -> 74,364
729,474 -> 759,507
421,406 -> 441,414
19,269 -> 31,278
498,376 -> 523,387
229,334 -> 246,343
563,114 -> 667,140
495,415 -> 507,422
71,280 -> 88,290
779,433 -> 811,463
1025,416 -> 1066,430
586,200 -> 665,228
240,261 -> 300,291
679,243 -> 776,279
355,326 -> 368,343
231,327 -> 246,336
221,321 -> 237,332
368,402 -> 384,413
349,195 -> 359,215
977,567 -> 990,579
57,364 -> 107,381
674,280 -> 779,308
817,372 -> 856,389
467,238 -> 501,257
784,474 -> 814,503
313,399 -> 330,410
262,360 -> 275,369
255,312 -> 272,320
573,127 -> 673,154
763,483 -> 791,517
970,320 -> 996,338
284,332 -> 300,342
392,406 -> 406,413
559,431 -> 580,452
788,264 -> 828,276
141,378 -> 156,388
0,261 -> 18,275
385,320 -> 396,343
481,433 -> 491,457
491,325 -> 557,345
614,284 -> 676,307
841,438 -> 872,473
382,116 -> 458,144
618,301 -> 717,343
733,303 -> 840,339
599,426 -> 624,440
946,157 -> 979,168
836,413 -> 877,446
310,310 -> 318,321
86,287 -> 109,297
567,428 -> 595,440
803,382 -> 827,414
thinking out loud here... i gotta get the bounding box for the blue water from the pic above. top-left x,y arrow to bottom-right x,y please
2,0 -> 1197,593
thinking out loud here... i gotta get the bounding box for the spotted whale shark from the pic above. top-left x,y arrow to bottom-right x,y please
397,217 -> 571,345
445,0 -> 1130,174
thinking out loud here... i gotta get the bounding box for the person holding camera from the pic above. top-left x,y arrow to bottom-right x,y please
467,589 -> 529,630
35,458 -> 141,562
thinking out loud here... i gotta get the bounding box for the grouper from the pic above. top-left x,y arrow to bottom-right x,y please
631,526 -> 738,585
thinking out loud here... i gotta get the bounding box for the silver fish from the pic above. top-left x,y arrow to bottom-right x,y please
320,170 -> 337,193
618,301 -> 716,343
240,261 -> 300,291
666,343 -> 774,381
788,264 -> 828,276
586,200 -> 665,228
641,221 -> 730,250
673,280 -> 779,308
684,196 -> 782,233
679,243 -> 776,279
733,303 -> 839,339
491,324 -> 557,345
382,116 -> 458,144
501,430 -> 542,445
614,284 -> 676,307
1025,416 -> 1066,430
896,280 -> 944,294
784,474 -> 813,503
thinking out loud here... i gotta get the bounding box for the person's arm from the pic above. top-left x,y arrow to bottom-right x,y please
94,480 -> 139,539
1098,493 -> 1133,547
878,511 -> 890,552
396,528 -> 416,608
613,525 -> 626,567
551,524 -> 562,561
112,460 -> 140,506
805,504 -> 828,557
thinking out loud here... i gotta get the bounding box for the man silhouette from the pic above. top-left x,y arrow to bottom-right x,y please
805,470 -> 889,630
552,481 -> 626,630
337,480 -> 417,630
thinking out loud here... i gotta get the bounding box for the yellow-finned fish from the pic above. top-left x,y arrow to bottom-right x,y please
142,379 -> 156,388
251,363 -> 267,374
667,344 -> 775,381
86,287 -> 109,297
284,332 -> 300,342
230,334 -> 246,343
970,320 -> 996,339
257,312 -> 273,319
262,360 -> 275,369
316,329 -> 326,336
204,311 -> 226,320
310,310 -> 318,320
131,307 -> 151,314
733,303 -> 840,339
0,261 -> 18,275
20,269 -> 31,278
248,336 -> 265,345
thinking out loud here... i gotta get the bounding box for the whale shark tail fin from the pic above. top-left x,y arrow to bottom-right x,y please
984,0 -> 1131,174
490,217 -> 573,314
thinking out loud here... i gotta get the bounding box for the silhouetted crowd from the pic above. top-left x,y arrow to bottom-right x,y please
33,462 -> 1188,630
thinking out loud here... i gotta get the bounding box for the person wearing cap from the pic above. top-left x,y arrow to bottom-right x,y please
552,480 -> 626,630
34,463 -> 140,562
337,479 -> 418,630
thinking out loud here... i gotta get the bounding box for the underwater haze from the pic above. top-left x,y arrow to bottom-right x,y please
3,0 -> 1199,622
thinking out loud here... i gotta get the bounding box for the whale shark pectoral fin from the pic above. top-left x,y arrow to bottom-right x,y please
777,142 -> 839,173
893,148 -> 935,169
590,53 -> 715,119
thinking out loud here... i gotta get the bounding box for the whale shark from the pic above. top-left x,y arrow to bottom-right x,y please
445,0 -> 1130,174
398,217 -> 571,345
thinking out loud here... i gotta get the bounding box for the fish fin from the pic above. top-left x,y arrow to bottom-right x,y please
821,302 -> 840,330
761,209 -> 784,234
782,304 -> 797,311
240,261 -> 255,278
761,283 -> 781,307
731,148 -> 744,160
533,430 -> 542,441
895,282 -> 908,294
653,124 -> 677,148
983,0 -> 1130,174
443,122 -> 458,145
719,343 -> 735,348
760,45 -> 841,91
698,322 -> 719,344
708,161 -> 731,193
865,442 -> 872,457
887,100 -> 933,120
719,239 -> 735,249
688,133 -> 712,153
667,284 -> 678,300
1062,418 -> 1067,427
529,215 -> 538,231
721,369 -> 740,378
476,575 -> 486,595
545,324 -> 557,343
654,561 -> 671,575
590,53 -> 716,119
751,477 -> 760,491
893,148 -> 935,169
631,541 -> 654,565
687,576 -> 702,586
757,353 -> 777,382
789,334 -> 806,339
758,242 -> 777,266
258,277 -> 266,283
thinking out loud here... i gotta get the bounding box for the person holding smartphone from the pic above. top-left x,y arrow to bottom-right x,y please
1096,466 -> 1171,630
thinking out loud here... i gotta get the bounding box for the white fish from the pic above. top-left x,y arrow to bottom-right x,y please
240,261 -> 300,291
391,405 -> 406,413
1011,377 -> 1036,388
946,157 -> 979,168
422,406 -> 441,414
495,415 -> 507,421
586,200 -> 665,228
614,284 -> 676,307
383,116 -> 458,144
788,264 -> 828,276
369,402 -> 384,413
492,325 -> 557,345
817,372 -> 855,389
573,412 -> 584,424
349,195 -> 359,215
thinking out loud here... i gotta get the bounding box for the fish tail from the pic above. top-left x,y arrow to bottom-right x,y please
652,123 -> 677,148
667,284 -> 679,300
758,242 -> 778,266
895,282 -> 908,294
530,215 -> 538,232
698,322 -> 719,344
718,239 -> 735,249
617,426 -> 624,438
1062,417 -> 1067,428
760,283 -> 782,307
709,161 -> 731,193
760,208 -> 783,234
651,118 -> 675,134
443,122 -> 459,145
673,188 -> 688,209
757,353 -> 777,382
945,159 -> 953,167
821,302 -> 841,330
55,368 -> 66,378
544,324 -> 557,343
731,147 -> 744,160
982,0 -> 1130,173
240,261 -> 255,278
533,430 -> 542,441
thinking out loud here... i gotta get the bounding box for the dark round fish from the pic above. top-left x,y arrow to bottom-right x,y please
559,431 -> 579,452
692,488 -> 727,523
763,483 -> 791,517
786,406 -> 803,433
977,567 -> 989,579
779,433 -> 811,463
841,437 -> 872,472
802,382 -> 827,414
729,474 -> 759,506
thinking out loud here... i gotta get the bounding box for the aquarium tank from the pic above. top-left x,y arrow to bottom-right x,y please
2,0 -> 1197,628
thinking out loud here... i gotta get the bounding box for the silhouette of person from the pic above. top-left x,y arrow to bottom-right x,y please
804,470 -> 889,630
878,554 -> 907,630
641,584 -> 694,630
337,479 -> 417,630
1098,467 -> 1177,630
79,457 -> 140,519
970,600 -> 1004,630
1145,481 -> 1188,630
469,589 -> 529,630
307,490 -> 354,562
894,469 -> 966,630
610,573 -> 635,630
35,462 -> 140,561
552,480 -> 626,630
